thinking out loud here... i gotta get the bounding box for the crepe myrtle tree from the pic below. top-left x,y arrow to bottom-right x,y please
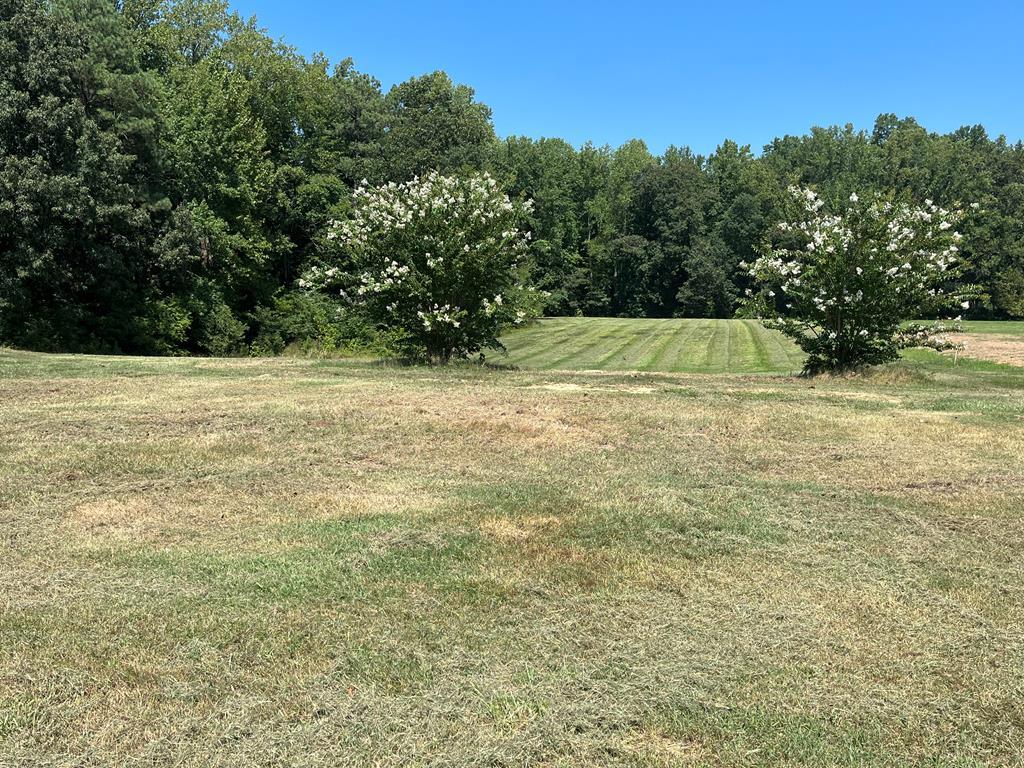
742,186 -> 977,374
302,172 -> 543,362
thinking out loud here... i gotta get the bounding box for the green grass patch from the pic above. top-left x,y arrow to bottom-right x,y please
501,318 -> 806,373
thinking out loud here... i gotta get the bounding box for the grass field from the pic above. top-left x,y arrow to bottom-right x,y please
958,320 -> 1024,335
501,318 -> 806,373
2,331 -> 1024,766
500,317 -> 1024,373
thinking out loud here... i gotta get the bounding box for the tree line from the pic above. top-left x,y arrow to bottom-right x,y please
2,0 -> 1022,355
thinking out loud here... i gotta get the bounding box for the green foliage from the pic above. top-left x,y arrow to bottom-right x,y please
674,237 -> 737,318
138,275 -> 246,356
250,293 -> 402,357
993,268 -> 1024,318
0,0 -> 162,352
743,187 -> 974,374
625,147 -> 717,316
2,0 -> 1023,357
305,173 -> 539,363
492,137 -> 584,315
382,71 -> 495,182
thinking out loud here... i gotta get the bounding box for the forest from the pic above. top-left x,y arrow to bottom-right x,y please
2,0 -> 1023,355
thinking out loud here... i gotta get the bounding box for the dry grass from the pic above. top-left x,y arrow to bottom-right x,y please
2,347 -> 1023,766
953,333 -> 1024,368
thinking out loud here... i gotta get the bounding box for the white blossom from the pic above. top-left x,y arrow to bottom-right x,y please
301,171 -> 537,361
745,186 -> 972,372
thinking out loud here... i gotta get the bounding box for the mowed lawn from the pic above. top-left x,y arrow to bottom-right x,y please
501,318 -> 806,373
958,320 -> 1024,335
501,318 -> 1024,373
2,344 -> 1024,766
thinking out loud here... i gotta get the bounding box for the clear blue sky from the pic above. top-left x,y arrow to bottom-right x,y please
228,0 -> 1023,156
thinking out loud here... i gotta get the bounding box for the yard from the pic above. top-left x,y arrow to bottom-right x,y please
2,326 -> 1023,765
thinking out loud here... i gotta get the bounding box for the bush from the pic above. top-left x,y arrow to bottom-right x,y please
742,187 -> 975,374
139,279 -> 246,357
993,268 -> 1024,318
303,172 -> 542,363
249,292 -> 400,357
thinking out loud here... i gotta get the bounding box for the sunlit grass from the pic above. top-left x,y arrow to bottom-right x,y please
501,318 -> 805,373
2,344 -> 1023,766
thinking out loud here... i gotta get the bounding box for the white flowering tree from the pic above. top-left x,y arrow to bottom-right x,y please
302,172 -> 541,362
742,186 -> 976,374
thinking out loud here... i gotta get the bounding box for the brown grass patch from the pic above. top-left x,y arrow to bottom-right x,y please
299,487 -> 439,521
619,729 -> 707,764
528,381 -> 658,395
68,497 -> 182,542
953,333 -> 1024,367
480,515 -> 562,542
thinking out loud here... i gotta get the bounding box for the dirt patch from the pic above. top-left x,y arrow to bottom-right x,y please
951,333 -> 1024,367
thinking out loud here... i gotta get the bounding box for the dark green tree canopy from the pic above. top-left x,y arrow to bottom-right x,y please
2,0 -> 1022,356
0,0 -> 163,351
382,71 -> 496,181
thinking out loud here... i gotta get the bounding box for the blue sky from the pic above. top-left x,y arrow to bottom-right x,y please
228,0 -> 1023,156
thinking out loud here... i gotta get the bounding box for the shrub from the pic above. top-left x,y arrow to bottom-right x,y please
138,279 -> 246,357
249,292 -> 402,357
993,267 -> 1024,318
303,172 -> 542,363
742,187 -> 975,374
